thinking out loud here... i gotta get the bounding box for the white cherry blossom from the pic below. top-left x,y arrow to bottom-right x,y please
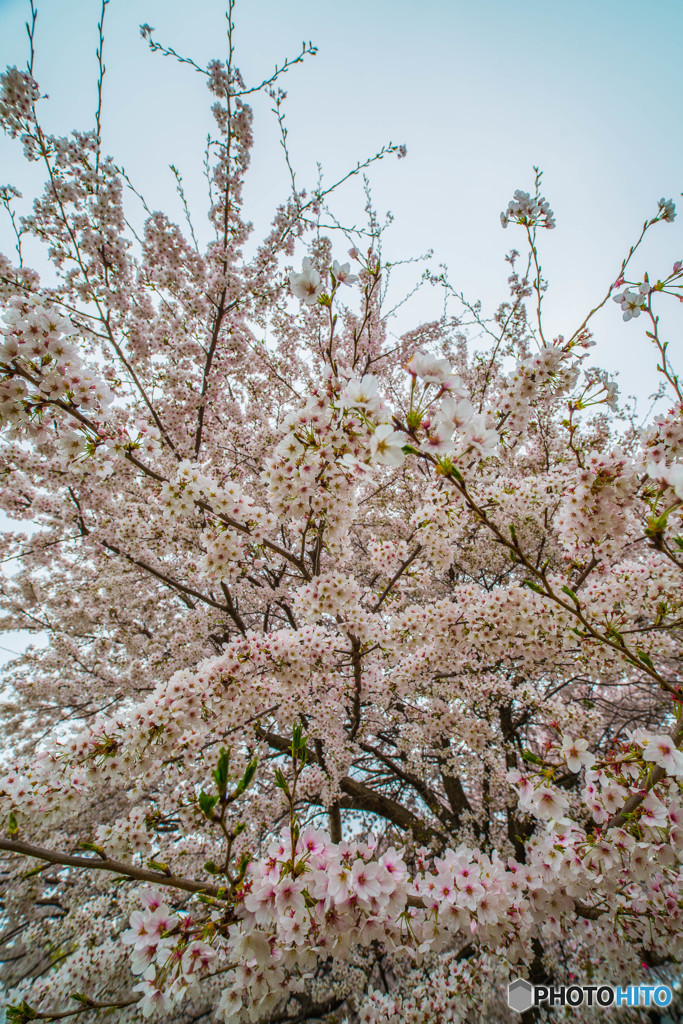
369,423 -> 408,465
289,257 -> 324,305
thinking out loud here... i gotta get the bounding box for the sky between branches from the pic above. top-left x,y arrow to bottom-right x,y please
0,0 -> 681,666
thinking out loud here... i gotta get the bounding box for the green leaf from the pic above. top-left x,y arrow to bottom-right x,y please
521,749 -> 543,765
8,810 -> 19,836
147,859 -> 171,874
198,790 -> 219,819
561,585 -> 580,605
290,724 -> 308,764
236,757 -> 258,795
6,1001 -> 38,1023
21,863 -> 49,880
291,723 -> 304,751
204,860 -> 219,874
635,648 -> 654,669
274,768 -> 290,795
212,747 -> 231,796
523,579 -> 545,595
78,841 -> 105,857
645,511 -> 669,537
236,851 -> 251,882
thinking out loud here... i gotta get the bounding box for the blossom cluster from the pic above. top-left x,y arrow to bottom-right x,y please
1,14 -> 683,1024
289,256 -> 358,305
0,65 -> 40,141
122,889 -> 216,1018
114,720 -> 683,1021
0,297 -> 113,435
500,188 -> 556,230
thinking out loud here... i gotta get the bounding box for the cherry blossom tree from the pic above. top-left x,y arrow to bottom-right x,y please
1,2 -> 683,1022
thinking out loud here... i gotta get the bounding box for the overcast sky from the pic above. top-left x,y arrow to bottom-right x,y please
0,0 -> 682,661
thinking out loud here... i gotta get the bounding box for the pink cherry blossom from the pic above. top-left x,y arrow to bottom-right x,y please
642,734 -> 683,776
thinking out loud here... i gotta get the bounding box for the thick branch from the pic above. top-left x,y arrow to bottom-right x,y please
260,729 -> 446,844
0,838 -> 221,898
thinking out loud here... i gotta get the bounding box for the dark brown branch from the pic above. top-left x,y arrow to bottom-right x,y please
348,636 -> 363,740
359,740 -> 469,835
259,729 -> 446,844
0,838 -> 221,899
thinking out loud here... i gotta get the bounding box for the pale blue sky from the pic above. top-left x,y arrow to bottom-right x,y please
0,0 -> 681,402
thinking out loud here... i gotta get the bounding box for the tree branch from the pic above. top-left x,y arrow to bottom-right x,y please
0,838 -> 222,899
